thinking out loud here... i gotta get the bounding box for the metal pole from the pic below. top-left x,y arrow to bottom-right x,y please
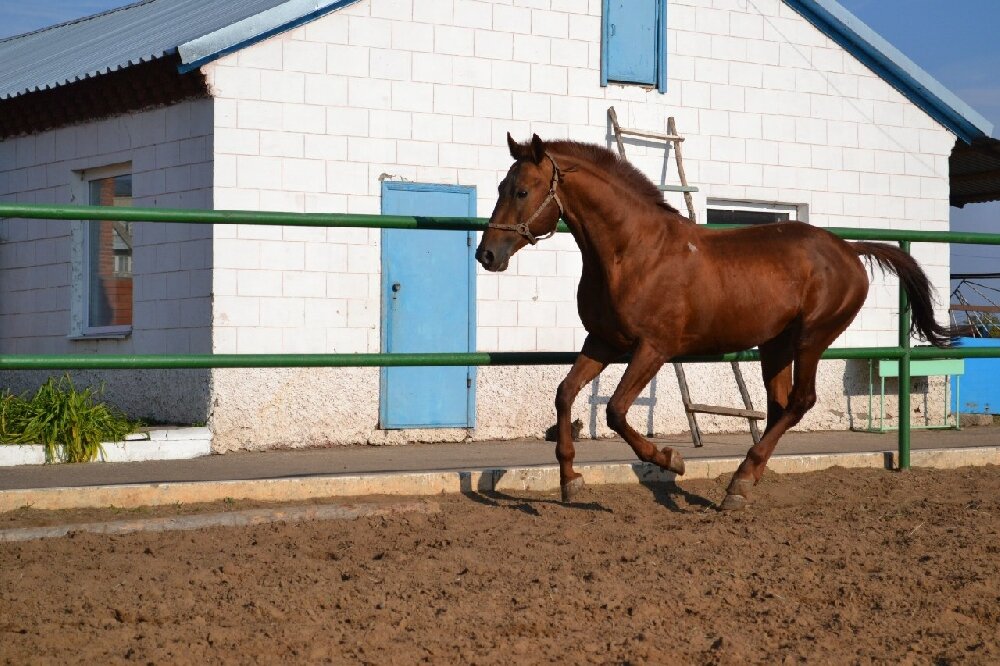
11,346 -> 1000,371
898,240 -> 912,470
0,347 -> 939,370
6,203 -> 1000,245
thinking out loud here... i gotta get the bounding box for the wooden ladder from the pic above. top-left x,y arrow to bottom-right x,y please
608,106 -> 764,448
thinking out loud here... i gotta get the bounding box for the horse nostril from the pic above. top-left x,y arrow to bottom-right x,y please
478,249 -> 494,266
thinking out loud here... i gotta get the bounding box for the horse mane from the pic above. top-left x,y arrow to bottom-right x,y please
546,140 -> 680,215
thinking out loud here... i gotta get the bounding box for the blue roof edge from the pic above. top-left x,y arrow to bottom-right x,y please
783,0 -> 993,144
177,0 -> 362,74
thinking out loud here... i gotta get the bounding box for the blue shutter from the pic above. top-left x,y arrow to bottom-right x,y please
602,0 -> 668,93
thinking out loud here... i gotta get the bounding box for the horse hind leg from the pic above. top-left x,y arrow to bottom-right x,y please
555,336 -> 617,502
759,335 -> 795,436
721,330 -> 840,511
606,342 -> 686,477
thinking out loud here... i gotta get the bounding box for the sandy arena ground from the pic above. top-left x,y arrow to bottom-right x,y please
1,465 -> 999,664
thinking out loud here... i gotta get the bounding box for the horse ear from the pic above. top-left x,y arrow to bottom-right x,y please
529,134 -> 545,164
507,132 -> 522,159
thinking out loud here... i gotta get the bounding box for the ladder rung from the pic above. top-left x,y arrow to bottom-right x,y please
686,404 -> 766,420
658,185 -> 699,193
618,128 -> 685,142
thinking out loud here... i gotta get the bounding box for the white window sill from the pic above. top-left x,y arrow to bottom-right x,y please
68,328 -> 132,341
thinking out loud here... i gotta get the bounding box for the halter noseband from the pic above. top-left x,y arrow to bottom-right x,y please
487,152 -> 564,245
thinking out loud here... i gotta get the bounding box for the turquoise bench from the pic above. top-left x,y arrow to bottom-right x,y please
866,359 -> 964,432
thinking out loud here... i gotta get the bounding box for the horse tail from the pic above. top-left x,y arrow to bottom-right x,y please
853,241 -> 956,348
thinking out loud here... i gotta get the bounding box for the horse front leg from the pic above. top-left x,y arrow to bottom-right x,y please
555,335 -> 617,501
607,342 -> 686,476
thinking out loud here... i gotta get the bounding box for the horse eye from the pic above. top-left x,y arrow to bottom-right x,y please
516,190 -> 528,199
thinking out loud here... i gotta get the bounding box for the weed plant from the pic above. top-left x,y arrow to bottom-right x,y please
0,376 -> 140,462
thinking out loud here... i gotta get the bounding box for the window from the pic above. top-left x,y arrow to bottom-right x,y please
72,165 -> 133,337
706,200 -> 805,226
601,0 -> 668,93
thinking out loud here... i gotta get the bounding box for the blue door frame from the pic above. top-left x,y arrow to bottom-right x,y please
379,182 -> 477,428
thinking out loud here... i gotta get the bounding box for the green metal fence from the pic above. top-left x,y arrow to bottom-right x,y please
4,201 -> 1000,469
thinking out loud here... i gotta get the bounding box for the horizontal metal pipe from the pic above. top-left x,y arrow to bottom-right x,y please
0,202 -> 506,231
6,346 -> 997,370
5,202 -> 1000,245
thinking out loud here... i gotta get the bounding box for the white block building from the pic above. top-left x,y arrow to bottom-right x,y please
0,0 -> 994,452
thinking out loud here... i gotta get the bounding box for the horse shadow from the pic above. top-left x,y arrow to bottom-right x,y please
458,470 -> 611,515
457,466 -> 715,515
639,479 -> 716,512
628,465 -> 717,512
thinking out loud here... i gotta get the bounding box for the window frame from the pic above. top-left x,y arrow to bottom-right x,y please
601,0 -> 668,93
69,162 -> 134,340
705,199 -> 808,226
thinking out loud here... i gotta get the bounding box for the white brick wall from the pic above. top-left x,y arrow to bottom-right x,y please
0,100 -> 214,356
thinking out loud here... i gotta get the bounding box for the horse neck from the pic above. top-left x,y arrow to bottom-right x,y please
555,159 -> 685,264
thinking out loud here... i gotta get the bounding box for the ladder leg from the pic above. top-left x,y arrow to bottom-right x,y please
731,361 -> 762,444
673,362 -> 703,447
667,116 -> 697,223
608,106 -> 627,157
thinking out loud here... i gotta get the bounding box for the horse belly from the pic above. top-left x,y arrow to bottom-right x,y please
677,279 -> 802,354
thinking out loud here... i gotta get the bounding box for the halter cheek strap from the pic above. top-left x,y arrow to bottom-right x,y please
487,153 -> 564,245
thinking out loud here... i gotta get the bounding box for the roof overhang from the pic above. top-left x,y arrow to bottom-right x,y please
178,0 -> 361,73
0,54 -> 208,139
950,137 -> 1000,207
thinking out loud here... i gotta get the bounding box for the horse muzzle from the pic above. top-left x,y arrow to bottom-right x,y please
474,246 -> 510,272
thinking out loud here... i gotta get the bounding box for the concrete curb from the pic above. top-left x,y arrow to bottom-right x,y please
1,446 -> 997,513
0,501 -> 440,542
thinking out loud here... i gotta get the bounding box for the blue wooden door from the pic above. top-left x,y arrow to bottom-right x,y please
380,183 -> 476,428
605,0 -> 658,85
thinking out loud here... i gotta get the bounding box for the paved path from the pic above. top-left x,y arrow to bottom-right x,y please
2,426 -> 997,492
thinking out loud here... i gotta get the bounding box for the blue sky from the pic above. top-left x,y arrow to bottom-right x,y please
2,0 -> 998,283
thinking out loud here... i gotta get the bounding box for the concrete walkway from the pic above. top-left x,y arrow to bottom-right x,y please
1,425 -> 999,512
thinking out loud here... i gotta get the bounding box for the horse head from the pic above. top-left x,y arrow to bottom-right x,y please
475,133 -> 564,272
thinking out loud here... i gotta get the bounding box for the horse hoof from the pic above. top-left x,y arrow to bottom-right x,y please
719,493 -> 747,511
663,447 -> 685,476
561,476 -> 585,503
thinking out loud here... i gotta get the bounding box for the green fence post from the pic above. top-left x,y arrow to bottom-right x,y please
898,240 -> 912,470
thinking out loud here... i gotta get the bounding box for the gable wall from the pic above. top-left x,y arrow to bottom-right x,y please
203,0 -> 955,449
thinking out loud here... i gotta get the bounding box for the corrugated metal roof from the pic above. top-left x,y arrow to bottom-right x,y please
0,0 -> 327,100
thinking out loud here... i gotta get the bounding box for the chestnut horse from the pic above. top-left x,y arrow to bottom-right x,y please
476,134 -> 953,510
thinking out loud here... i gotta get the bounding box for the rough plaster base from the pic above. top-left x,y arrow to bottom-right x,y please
206,361 -> 949,452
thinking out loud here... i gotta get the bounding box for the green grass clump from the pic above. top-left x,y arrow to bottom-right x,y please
0,376 -> 140,463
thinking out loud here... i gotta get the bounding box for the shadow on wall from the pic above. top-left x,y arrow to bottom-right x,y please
0,369 -> 212,427
588,374 -> 658,438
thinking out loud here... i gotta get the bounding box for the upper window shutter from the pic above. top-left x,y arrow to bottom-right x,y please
604,0 -> 658,86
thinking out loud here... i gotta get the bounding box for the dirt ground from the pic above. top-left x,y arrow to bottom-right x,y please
1,466 -> 999,665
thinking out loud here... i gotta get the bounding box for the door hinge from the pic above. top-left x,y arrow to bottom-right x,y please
467,235 -> 472,246
467,377 -> 472,388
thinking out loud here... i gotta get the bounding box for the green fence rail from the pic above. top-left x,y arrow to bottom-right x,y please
3,201 -> 1000,470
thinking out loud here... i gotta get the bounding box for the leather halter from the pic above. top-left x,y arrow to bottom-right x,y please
487,153 -> 564,245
